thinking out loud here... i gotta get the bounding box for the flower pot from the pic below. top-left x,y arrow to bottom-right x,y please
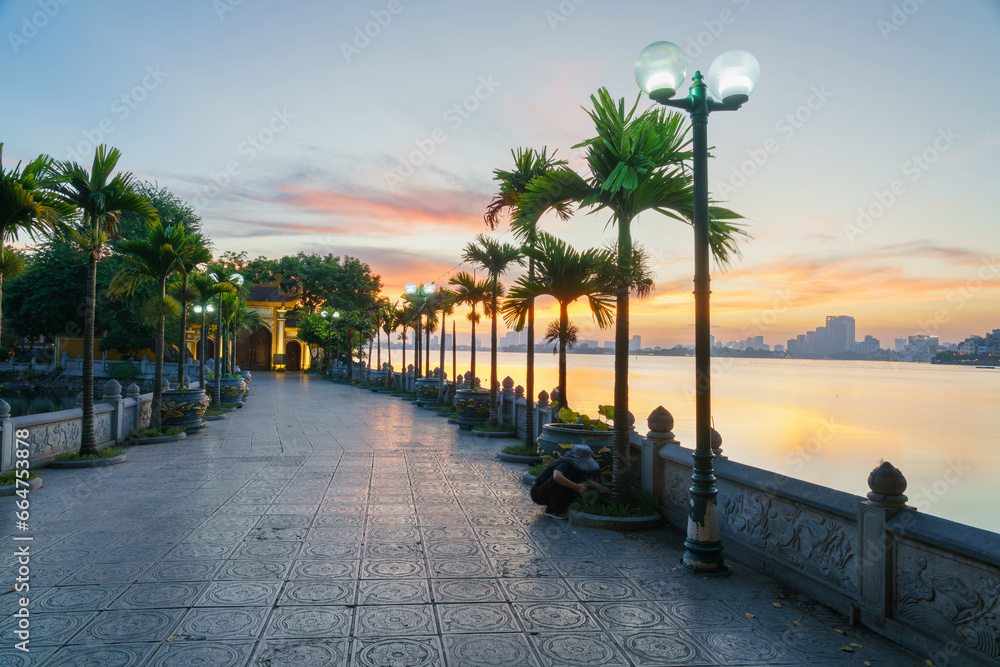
239,370 -> 252,387
161,388 -> 210,434
331,368 -> 348,383
538,423 -> 614,473
369,370 -> 388,391
453,388 -> 490,430
414,377 -> 443,404
217,377 -> 246,404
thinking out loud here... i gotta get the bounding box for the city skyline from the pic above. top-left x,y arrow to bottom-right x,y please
3,0 -> 999,348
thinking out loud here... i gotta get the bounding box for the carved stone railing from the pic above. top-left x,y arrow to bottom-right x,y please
644,407 -> 1000,667
0,381 -> 153,471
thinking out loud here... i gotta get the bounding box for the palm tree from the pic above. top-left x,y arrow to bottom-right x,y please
171,232 -> 212,385
381,301 -> 400,389
396,302 -> 415,390
0,144 -> 74,346
462,234 -> 523,425
188,271 -> 236,395
51,145 -> 157,455
520,89 -> 748,504
230,301 -> 264,372
448,271 -> 491,385
487,147 -> 567,446
207,265 -> 246,404
503,233 -> 614,412
108,222 -> 185,430
429,288 -> 454,404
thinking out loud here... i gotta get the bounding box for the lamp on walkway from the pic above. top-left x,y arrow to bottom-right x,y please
320,309 -> 341,375
635,41 -> 760,576
404,282 -> 436,380
193,303 -> 214,388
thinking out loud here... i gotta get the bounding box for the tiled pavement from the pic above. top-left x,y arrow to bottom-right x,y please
1,372 -> 925,666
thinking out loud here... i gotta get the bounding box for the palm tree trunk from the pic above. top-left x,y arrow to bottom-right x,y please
199,307 -> 208,390
438,309 -> 445,404
400,326 -> 407,390
612,225 -> 632,505
469,312 -> 477,384
490,274 -> 499,426
559,300 -> 569,412
424,324 -> 430,375
176,275 -> 188,387
151,278 -> 168,430
386,332 -> 392,390
414,318 -> 420,379
525,258 -> 535,449
80,251 -> 98,455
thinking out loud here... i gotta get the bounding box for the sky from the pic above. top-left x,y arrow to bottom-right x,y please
3,0 -> 999,348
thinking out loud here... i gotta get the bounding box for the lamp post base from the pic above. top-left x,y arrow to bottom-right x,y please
680,537 -> 730,576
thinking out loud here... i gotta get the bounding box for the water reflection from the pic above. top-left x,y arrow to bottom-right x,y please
2,389 -> 77,417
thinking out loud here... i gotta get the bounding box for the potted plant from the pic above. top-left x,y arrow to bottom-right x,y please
161,385 -> 210,433
538,405 -> 623,477
216,373 -> 246,405
453,385 -> 490,430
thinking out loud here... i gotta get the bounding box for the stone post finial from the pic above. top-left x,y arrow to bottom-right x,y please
502,376 -> 514,390
103,379 -> 122,400
710,427 -> 725,459
127,383 -> 141,398
514,385 -> 524,398
867,460 -> 909,508
76,391 -> 85,406
537,390 -> 549,406
0,399 -> 10,419
646,406 -> 679,445
162,377 -> 171,391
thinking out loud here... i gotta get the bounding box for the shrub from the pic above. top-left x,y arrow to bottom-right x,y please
54,446 -> 124,461
128,426 -> 184,439
501,443 -> 538,457
0,470 -> 38,485
573,489 -> 658,517
107,359 -> 142,387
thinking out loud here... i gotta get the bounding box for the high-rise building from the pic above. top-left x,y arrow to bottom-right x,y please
629,335 -> 641,351
895,338 -> 907,352
825,316 -> 855,354
746,335 -> 764,350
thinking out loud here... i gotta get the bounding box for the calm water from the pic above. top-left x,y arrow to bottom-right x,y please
411,349 -> 999,533
2,389 -> 77,418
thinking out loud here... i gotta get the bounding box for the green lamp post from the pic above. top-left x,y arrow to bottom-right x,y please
635,41 -> 760,576
321,309 -> 341,375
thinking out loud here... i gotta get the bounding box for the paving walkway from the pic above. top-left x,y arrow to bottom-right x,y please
1,372 -> 924,666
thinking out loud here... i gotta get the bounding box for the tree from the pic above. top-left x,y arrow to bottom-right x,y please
487,147 -> 567,446
503,233 -> 614,411
188,271 -> 236,392
170,230 -> 211,384
0,144 -> 73,346
448,271 -> 491,383
108,221 -> 185,430
462,234 -> 523,425
520,90 -> 748,504
51,145 -> 158,455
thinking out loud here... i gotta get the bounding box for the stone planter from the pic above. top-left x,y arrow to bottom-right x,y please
203,414 -> 226,421
538,423 -> 614,473
472,428 -> 518,439
0,476 -> 42,495
452,389 -> 490,430
567,507 -> 661,531
369,370 -> 388,391
497,452 -> 542,464
217,377 -> 246,404
161,388 -> 210,434
414,377 -> 443,404
331,368 -> 348,383
239,370 -> 252,387
127,432 -> 187,445
521,472 -> 537,486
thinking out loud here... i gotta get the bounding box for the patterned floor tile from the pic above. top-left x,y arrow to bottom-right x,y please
492,557 -> 560,578
140,559 -> 223,582
111,582 -> 205,609
147,640 -> 256,666
528,631 -> 630,666
0,611 -> 95,646
278,580 -> 356,605
252,639 -> 349,666
443,633 -> 539,666
687,627 -> 797,665
500,578 -> 573,602
428,557 -> 495,578
196,581 -> 281,607
363,541 -> 423,558
565,578 -> 642,602
288,559 -> 359,579
34,585 -> 125,612
73,608 -> 183,643
431,578 -> 506,603
357,579 -> 431,605
354,604 -> 437,636
660,599 -> 753,629
42,642 -> 159,667
264,606 -> 353,638
353,637 -> 443,667
298,541 -> 361,559
215,559 -> 290,581
360,559 -> 427,578
613,629 -> 706,665
174,606 -> 269,640
587,601 -> 675,631
436,603 -> 519,633
513,602 -> 601,632
232,540 -> 300,559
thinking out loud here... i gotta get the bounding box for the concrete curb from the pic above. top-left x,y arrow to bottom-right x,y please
0,476 -> 42,495
497,452 -> 541,464
567,508 -> 662,531
126,433 -> 187,445
48,454 -> 127,468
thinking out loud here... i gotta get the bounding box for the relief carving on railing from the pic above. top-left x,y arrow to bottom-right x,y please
895,553 -> 1000,660
28,421 -> 82,459
662,464 -> 689,510
140,401 -> 152,428
95,413 -> 112,443
721,487 -> 856,594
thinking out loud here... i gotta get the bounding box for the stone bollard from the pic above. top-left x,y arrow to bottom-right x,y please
0,399 -> 12,470
710,427 -> 726,460
126,383 -> 141,400
103,379 -> 122,401
103,379 -> 125,442
857,460 -> 912,626
76,392 -> 85,407
644,406 -> 679,499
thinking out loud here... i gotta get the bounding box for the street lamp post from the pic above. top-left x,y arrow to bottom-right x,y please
193,303 -> 215,391
404,281 -> 436,383
209,271 -> 243,405
321,309 -> 341,376
635,41 -> 760,576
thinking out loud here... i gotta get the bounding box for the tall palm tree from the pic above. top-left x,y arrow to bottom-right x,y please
51,145 -> 157,455
462,234 -> 523,425
381,301 -> 400,389
487,147 -> 567,446
171,232 -> 211,385
188,271 -> 236,394
503,233 -> 614,412
0,144 -> 74,346
448,271 -> 490,385
397,302 -> 415,390
430,288 -> 454,403
520,89 -> 748,504
207,265 -> 245,404
108,222 -> 185,430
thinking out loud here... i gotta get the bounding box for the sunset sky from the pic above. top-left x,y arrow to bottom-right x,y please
3,0 -> 999,348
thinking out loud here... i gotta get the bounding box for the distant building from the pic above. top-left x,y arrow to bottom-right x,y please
774,344 -> 785,354
746,335 -> 764,350
577,339 -> 598,348
826,316 -> 856,354
629,335 -> 641,351
603,341 -> 615,350
856,335 -> 880,356
895,338 -> 907,352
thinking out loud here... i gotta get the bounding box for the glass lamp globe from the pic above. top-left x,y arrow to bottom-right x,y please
404,282 -> 417,295
194,306 -> 203,314
423,282 -> 436,294
333,311 -> 341,319
231,272 -> 245,286
635,41 -> 687,100
321,310 -> 329,318
707,49 -> 760,105
207,304 -> 214,313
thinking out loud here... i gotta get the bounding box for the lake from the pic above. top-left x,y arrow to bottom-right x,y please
402,348 -> 999,533
1,388 -> 77,418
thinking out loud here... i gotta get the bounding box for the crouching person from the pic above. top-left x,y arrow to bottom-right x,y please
530,445 -> 609,519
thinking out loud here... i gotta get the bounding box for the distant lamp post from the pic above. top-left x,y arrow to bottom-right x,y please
208,271 -> 243,403
404,282 -> 435,379
193,303 -> 215,389
320,309 -> 341,375
635,41 -> 760,576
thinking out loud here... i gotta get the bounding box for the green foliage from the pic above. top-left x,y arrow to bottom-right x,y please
501,442 -> 538,456
0,470 -> 39,485
527,463 -> 544,476
574,489 -> 658,517
472,423 -> 516,433
557,406 -> 611,431
128,426 -> 183,438
54,445 -> 124,461
107,359 -> 141,386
